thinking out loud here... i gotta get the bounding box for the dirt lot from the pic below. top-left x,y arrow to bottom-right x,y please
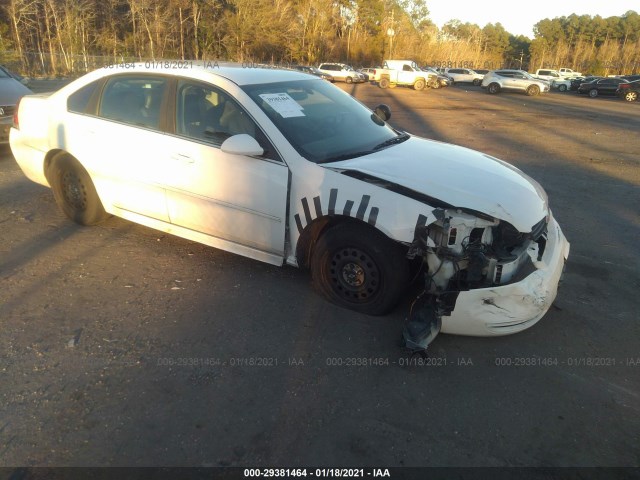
0,80 -> 639,469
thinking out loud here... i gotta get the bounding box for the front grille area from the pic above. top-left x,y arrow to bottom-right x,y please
530,217 -> 548,241
0,105 -> 15,118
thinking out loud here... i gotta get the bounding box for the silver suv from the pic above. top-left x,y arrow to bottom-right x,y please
481,70 -> 550,96
317,63 -> 366,84
445,68 -> 484,86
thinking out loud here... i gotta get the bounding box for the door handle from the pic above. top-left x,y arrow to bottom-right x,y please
171,153 -> 194,164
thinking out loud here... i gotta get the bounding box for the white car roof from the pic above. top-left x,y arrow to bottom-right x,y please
92,62 -> 314,86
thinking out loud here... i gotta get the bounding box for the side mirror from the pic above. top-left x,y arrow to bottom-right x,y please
373,104 -> 391,122
221,134 -> 264,156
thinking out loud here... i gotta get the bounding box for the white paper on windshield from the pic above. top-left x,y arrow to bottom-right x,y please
259,93 -> 305,118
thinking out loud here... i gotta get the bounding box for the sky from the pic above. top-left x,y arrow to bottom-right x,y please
427,1 -> 637,38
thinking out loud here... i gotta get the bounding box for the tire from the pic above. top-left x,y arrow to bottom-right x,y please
311,222 -> 409,315
345,76 -> 353,84
473,79 -> 481,86
589,89 -> 598,98
379,77 -> 390,89
526,84 -> 540,96
624,91 -> 637,102
487,83 -> 500,94
49,154 -> 110,225
413,79 -> 425,91
432,81 -> 440,89
558,84 -> 567,92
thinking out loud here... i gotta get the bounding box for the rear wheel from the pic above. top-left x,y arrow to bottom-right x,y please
624,91 -> 637,102
311,223 -> 409,315
526,85 -> 540,96
487,83 -> 500,94
558,84 -> 567,92
589,89 -> 599,98
49,154 -> 110,225
379,77 -> 390,89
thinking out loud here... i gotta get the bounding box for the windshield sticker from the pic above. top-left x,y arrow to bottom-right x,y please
259,93 -> 305,118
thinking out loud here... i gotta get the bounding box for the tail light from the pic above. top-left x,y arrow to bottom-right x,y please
618,83 -> 630,90
13,97 -> 21,129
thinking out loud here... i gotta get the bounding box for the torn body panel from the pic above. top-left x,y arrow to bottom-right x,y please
440,214 -> 568,335
416,213 -> 569,337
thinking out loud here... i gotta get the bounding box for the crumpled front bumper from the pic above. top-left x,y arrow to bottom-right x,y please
440,213 -> 570,336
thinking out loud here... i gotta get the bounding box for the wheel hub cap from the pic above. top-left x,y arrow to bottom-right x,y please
329,248 -> 380,302
63,173 -> 87,210
342,262 -> 365,287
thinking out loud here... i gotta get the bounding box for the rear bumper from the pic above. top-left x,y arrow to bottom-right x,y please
9,127 -> 50,186
441,214 -> 570,336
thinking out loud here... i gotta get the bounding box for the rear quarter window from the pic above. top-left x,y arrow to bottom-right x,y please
67,81 -> 101,114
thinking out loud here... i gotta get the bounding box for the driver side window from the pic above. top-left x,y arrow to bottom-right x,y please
175,80 -> 281,162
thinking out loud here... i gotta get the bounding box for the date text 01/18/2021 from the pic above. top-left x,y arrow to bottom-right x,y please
243,468 -> 391,477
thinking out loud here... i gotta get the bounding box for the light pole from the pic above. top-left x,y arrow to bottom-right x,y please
387,27 -> 395,58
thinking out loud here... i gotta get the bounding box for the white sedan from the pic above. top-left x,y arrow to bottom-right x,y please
11,63 -> 569,349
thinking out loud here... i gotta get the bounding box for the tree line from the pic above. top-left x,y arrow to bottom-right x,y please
0,0 -> 638,76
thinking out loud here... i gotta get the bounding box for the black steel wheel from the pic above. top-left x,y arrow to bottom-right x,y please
49,154 -> 110,225
311,223 -> 409,315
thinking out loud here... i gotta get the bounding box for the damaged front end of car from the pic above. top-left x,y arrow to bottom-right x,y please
403,207 -> 569,354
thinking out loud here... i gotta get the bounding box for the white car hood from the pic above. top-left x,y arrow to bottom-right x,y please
325,136 -> 548,233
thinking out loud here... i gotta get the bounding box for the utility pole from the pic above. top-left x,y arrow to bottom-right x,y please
519,50 -> 524,69
387,10 -> 395,58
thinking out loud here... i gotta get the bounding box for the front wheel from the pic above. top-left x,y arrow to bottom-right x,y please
589,89 -> 599,98
311,223 -> 409,315
473,79 -> 481,86
345,76 -> 353,84
413,79 -> 425,91
558,84 -> 567,92
624,91 -> 637,102
526,85 -> 540,96
49,154 -> 110,225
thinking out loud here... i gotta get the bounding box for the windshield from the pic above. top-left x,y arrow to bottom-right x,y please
242,79 -> 402,164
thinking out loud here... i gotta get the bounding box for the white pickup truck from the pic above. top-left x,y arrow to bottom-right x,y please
558,68 -> 582,78
376,60 -> 431,90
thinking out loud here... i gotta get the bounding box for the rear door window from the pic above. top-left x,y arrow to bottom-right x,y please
98,75 -> 168,130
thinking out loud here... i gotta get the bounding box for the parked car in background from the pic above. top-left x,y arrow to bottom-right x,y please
0,67 -> 33,144
422,67 -> 452,88
292,65 -> 334,82
577,77 -> 629,97
357,68 -> 377,82
570,76 -> 598,91
10,64 -> 569,348
0,65 -> 30,86
481,70 -> 550,96
473,69 -> 489,76
550,78 -> 571,92
620,74 -> 640,82
317,63 -> 365,84
445,68 -> 484,86
616,80 -> 639,102
532,69 -> 569,84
